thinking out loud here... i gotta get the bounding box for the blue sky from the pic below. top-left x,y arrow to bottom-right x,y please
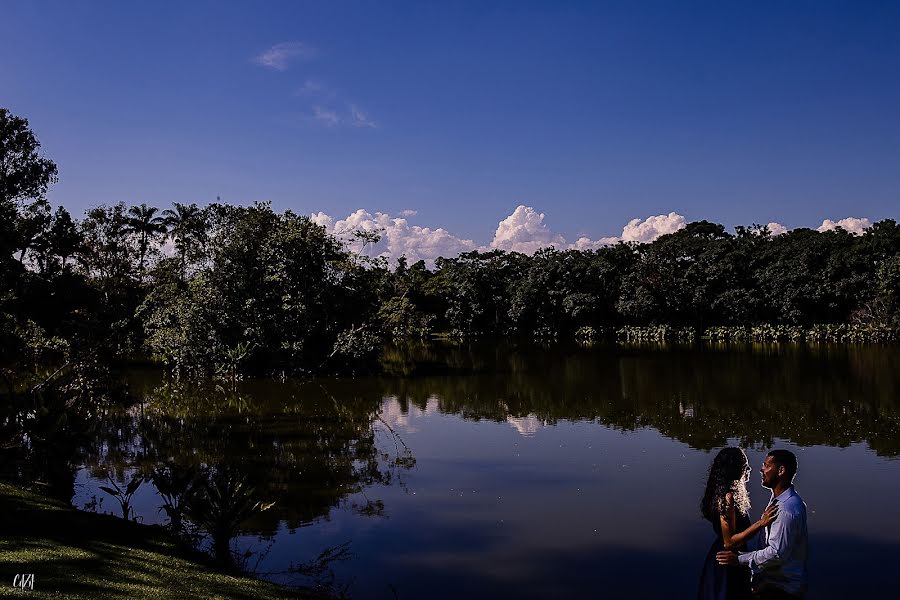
3,1 -> 900,252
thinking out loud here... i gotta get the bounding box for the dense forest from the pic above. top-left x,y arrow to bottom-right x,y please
3,107 -> 900,380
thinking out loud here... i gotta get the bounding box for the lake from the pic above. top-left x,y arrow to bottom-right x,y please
71,342 -> 900,598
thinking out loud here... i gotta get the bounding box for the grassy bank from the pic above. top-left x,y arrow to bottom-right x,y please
0,482 -> 306,599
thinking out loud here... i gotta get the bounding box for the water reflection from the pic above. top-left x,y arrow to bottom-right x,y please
377,342 -> 900,454
86,378 -> 414,530
61,342 -> 900,597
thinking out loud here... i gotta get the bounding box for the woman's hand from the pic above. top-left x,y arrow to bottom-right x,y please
757,503 -> 778,527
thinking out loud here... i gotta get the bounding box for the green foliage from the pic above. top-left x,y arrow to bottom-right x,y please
140,267 -> 227,375
126,203 -> 167,276
377,295 -> 433,338
574,326 -> 598,343
161,202 -> 207,278
184,467 -> 275,563
618,325 -> 697,342
151,462 -> 199,537
330,326 -> 381,372
873,254 -> 900,327
0,108 -> 58,205
429,250 -> 526,336
138,202 -> 383,375
3,106 -> 900,385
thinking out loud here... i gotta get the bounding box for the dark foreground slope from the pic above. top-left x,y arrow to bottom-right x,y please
0,482 -> 307,599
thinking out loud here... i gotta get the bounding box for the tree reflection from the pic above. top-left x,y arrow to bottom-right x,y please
374,341 -> 900,456
184,465 -> 275,565
78,376 -> 416,571
14,340 -> 899,593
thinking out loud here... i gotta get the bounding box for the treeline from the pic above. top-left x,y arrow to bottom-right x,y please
3,107 -> 900,378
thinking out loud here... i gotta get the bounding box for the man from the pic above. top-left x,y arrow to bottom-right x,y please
716,449 -> 809,599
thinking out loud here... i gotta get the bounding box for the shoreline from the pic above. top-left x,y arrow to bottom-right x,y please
0,481 -> 311,599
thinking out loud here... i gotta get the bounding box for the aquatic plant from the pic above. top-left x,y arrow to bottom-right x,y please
99,474 -> 144,521
184,467 -> 275,564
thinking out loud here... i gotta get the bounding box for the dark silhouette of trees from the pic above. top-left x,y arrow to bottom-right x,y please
4,106 -> 900,381
162,202 -> 207,278
126,203 -> 167,276
0,108 -> 58,205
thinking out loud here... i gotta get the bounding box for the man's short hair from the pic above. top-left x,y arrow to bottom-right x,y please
768,449 -> 798,480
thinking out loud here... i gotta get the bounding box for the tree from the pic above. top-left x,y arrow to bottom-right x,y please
162,202 -> 207,278
142,202 -> 372,375
0,108 -> 59,364
47,207 -> 81,270
13,197 -> 51,263
0,108 -> 58,206
126,203 -> 167,276
78,203 -> 134,283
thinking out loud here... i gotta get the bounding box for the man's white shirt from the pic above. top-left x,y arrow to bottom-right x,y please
737,486 -> 809,597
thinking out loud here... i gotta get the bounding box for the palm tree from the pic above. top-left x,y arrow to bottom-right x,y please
162,202 -> 206,278
126,203 -> 167,275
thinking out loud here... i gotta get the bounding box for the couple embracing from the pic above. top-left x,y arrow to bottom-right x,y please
698,448 -> 809,600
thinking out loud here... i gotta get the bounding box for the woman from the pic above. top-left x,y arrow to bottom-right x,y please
698,447 -> 778,600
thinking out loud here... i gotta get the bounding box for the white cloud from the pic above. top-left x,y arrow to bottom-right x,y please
310,211 -> 335,230
311,206 -> 690,266
817,217 -> 871,235
312,206 -> 874,267
312,106 -> 341,127
312,208 -> 476,266
489,205 -> 565,254
569,236 -> 619,251
766,222 -> 788,236
349,105 -> 377,128
254,42 -> 316,71
310,104 -> 377,129
619,212 -> 686,243
562,212 -> 687,248
291,78 -> 377,129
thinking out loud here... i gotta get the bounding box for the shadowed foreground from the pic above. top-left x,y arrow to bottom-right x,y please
0,483 -> 306,599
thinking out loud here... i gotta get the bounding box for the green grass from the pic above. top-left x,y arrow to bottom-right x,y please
0,482 -> 308,599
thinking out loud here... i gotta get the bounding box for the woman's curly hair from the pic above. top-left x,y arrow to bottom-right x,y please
701,447 -> 751,522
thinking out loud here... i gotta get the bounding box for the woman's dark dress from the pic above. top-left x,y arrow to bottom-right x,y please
698,510 -> 752,600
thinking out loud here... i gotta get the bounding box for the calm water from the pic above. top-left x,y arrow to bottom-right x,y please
72,343 -> 900,598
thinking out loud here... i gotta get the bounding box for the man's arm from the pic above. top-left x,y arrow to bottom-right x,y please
736,509 -> 796,570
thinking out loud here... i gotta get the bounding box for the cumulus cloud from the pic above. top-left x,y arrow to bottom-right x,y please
619,212 -> 687,243
254,42 -> 316,70
489,205 -> 565,254
569,236 -> 619,251
312,209 -> 476,266
312,206 -> 873,267
564,212 -> 686,248
766,222 -> 788,236
817,217 -> 872,235
310,211 -> 334,230
311,206 -> 695,265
